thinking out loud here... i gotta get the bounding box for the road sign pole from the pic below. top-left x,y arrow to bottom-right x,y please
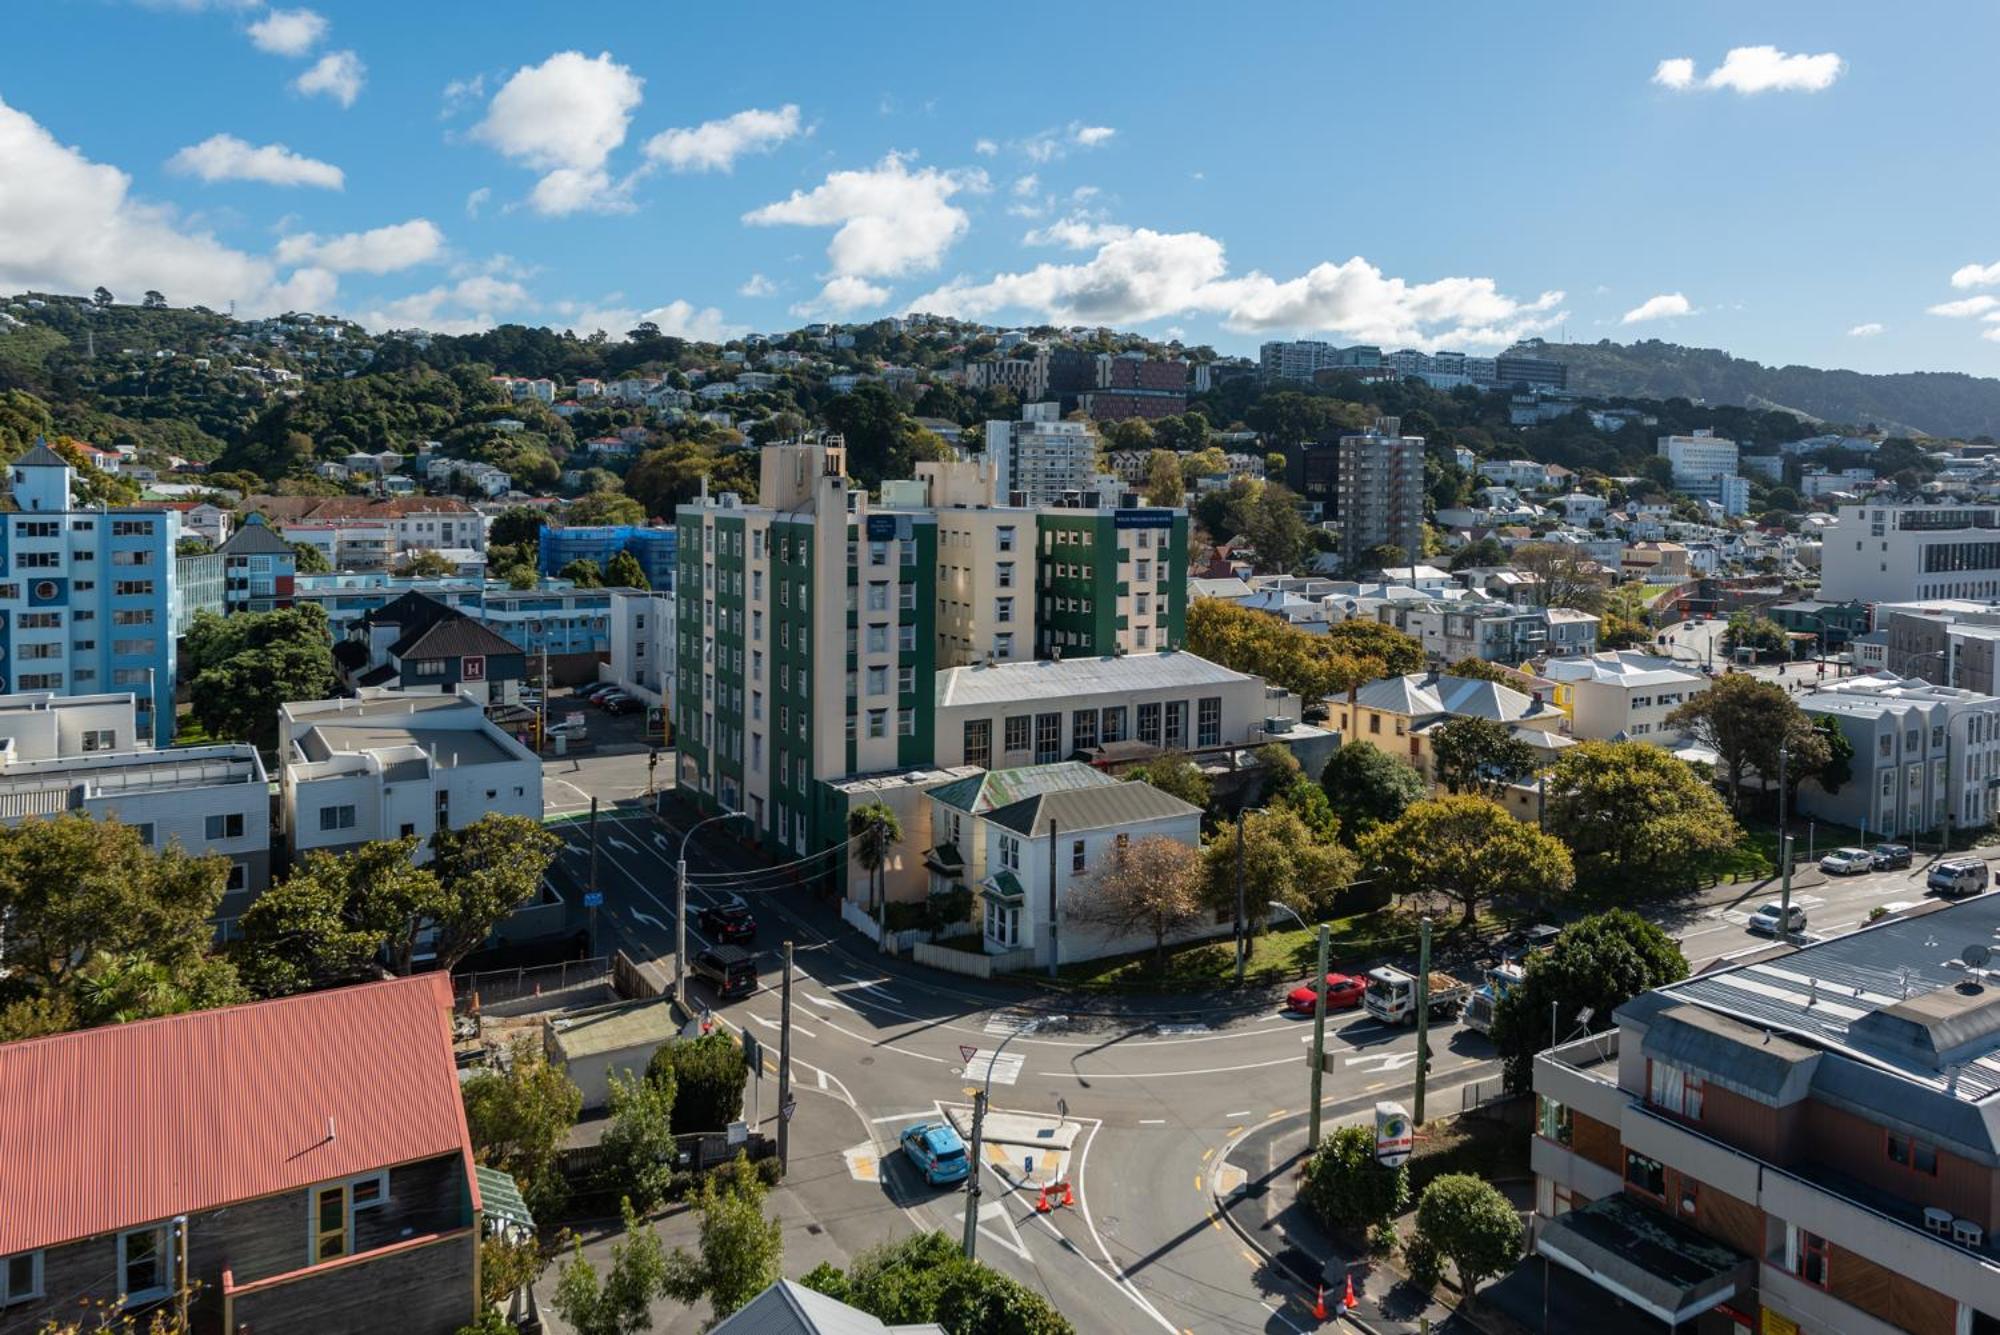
587,797 -> 600,958
1414,915 -> 1432,1126
675,854 -> 688,1005
1309,922 -> 1329,1150
962,1089 -> 987,1260
777,939 -> 793,1173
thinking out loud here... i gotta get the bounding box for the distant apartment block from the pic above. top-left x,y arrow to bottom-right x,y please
536,523 -> 678,588
245,496 -> 485,572
1337,416 -> 1425,567
985,403 -> 1100,506
1820,504 -> 2000,603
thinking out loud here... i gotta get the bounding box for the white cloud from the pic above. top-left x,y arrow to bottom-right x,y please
294,50 -> 364,107
275,218 -> 444,274
1652,58 -> 1695,90
1847,322 -> 1885,337
246,7 -> 326,56
355,275 -> 532,335
1023,215 -> 1132,249
973,138 -> 998,156
441,74 -> 486,119
464,186 -> 491,218
644,104 -> 801,173
1020,121 -> 1120,164
0,93 -> 324,315
473,51 -> 643,216
1072,124 -> 1116,147
166,134 -> 343,189
792,275 -> 890,319
907,227 -> 1565,351
744,153 -> 983,280
1930,295 -> 2000,318
1654,46 -> 1844,95
738,272 -> 777,297
552,298 -> 745,343
1621,292 -> 1692,324
1951,261 -> 2000,289
1012,173 -> 1039,197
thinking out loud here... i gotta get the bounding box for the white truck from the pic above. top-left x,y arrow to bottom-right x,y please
1363,966 -> 1471,1027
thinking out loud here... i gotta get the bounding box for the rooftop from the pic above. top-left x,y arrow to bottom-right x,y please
1542,650 -> 1706,689
936,651 -> 1258,709
297,722 -> 513,768
928,761 -> 1117,815
546,997 -> 680,1060
985,779 -> 1202,836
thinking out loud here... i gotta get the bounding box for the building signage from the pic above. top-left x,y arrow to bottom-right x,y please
1113,509 -> 1175,529
1374,1101 -> 1412,1167
461,655 -> 486,682
866,514 -> 898,541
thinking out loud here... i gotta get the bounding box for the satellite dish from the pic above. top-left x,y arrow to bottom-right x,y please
1962,943 -> 1993,970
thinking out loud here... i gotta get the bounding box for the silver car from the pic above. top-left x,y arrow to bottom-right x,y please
1818,847 -> 1873,876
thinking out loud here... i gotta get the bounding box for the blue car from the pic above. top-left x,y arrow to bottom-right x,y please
899,1122 -> 971,1186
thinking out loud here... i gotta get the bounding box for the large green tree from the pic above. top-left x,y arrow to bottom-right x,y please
1488,909 -> 1687,1089
1362,796 -> 1573,927
1413,1175 -> 1523,1301
803,1231 -> 1073,1335
649,1032 -> 748,1138
567,491 -> 646,526
1323,621 -> 1426,677
462,1035 -> 583,1219
184,605 -> 337,753
551,1199 -> 671,1335
1668,674 -> 1829,811
232,839 -> 433,996
1540,741 -> 1739,893
605,549 -> 650,589
1204,806 -> 1361,925
428,814 -> 563,972
847,802 -> 903,925
662,1153 -> 784,1325
1319,744 -> 1427,842
1301,1124 -> 1410,1238
598,1069 -> 679,1212
1428,717 -> 1540,796
1123,753 -> 1211,812
1186,599 -> 1384,703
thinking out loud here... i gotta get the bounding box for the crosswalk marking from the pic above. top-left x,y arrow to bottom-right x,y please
984,1011 -> 1038,1036
1155,1022 -> 1209,1036
963,1051 -> 1025,1086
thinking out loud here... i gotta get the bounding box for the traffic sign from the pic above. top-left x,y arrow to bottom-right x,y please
959,1045 -> 979,1064
781,1097 -> 798,1123
742,1030 -> 762,1075
583,891 -> 603,909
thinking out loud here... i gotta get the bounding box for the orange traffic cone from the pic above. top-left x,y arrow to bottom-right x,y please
1061,1181 -> 1075,1208
1342,1272 -> 1357,1311
1035,1187 -> 1051,1213
1312,1285 -> 1328,1321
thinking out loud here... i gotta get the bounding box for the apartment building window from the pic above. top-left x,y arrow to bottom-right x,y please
1035,712 -> 1061,764
997,562 -> 1014,588
1197,696 -> 1222,748
1071,839 -> 1087,875
110,550 -> 154,567
1369,714 -> 1381,735
1004,714 -> 1031,754
868,708 -> 887,739
965,720 -> 992,768
318,804 -> 357,832
1885,1132 -> 1939,1176
1138,702 -> 1162,745
114,580 -> 155,597
205,813 -> 245,840
1102,705 -> 1127,743
867,581 -> 889,612
81,728 -> 115,752
112,520 -> 154,538
1136,592 -> 1150,616
15,612 -> 58,629
998,833 -> 1020,872
997,526 -> 1015,552
1624,1151 -> 1666,1200
1136,559 -> 1151,581
1535,1096 -> 1571,1145
870,541 -> 889,566
112,609 -> 154,626
1073,708 -> 1098,751
14,521 -> 56,539
118,1224 -> 172,1303
898,625 -> 915,653
993,632 -> 1013,658
1793,1229 -> 1829,1290
1,1249 -> 43,1305
18,674 -> 61,690
898,708 -> 914,736
898,665 -> 915,694
113,639 -> 157,657
15,552 -> 58,569
18,643 -> 58,661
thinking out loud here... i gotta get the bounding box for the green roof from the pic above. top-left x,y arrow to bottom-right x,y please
929,761 -> 1116,815
984,870 -> 1026,903
986,781 -> 1204,836
477,1165 -> 535,1232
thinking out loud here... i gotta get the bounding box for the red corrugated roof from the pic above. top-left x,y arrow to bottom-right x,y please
0,975 -> 475,1255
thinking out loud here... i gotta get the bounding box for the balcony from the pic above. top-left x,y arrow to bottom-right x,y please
1760,1161 -> 2000,1310
1533,1029 -> 1627,1127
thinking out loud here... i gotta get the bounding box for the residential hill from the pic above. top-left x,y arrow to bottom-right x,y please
1514,339 -> 2000,440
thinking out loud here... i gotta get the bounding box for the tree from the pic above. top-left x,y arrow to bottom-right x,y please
142,289 -> 166,309
606,549 -> 650,589
1143,449 -> 1183,506
489,506 -> 547,550
427,814 -> 563,972
1428,717 -> 1540,796
662,1152 -> 784,1326
568,491 -> 646,526
847,802 -> 903,924
1301,1125 -> 1410,1238
1509,542 -> 1607,612
1362,542 -> 1411,574
1668,674 -> 1828,811
1230,481 -> 1309,573
599,1068 -> 679,1212
649,1032 -> 747,1138
93,285 -> 113,307
1323,620 -> 1426,676
1186,599 -> 1384,703
1811,715 -> 1853,795
291,541 -> 333,574
803,1232 -> 1073,1335
1721,610 -> 1790,661
1319,744 -> 1427,842
551,1199 -> 671,1335
1539,742 -> 1739,893
1362,796 -> 1574,928
394,549 -> 457,578
560,557 -> 605,587
1447,537 -> 1509,571
1489,909 -> 1687,1089
462,1035 -> 583,1219
1123,753 -> 1211,812
1413,1174 -> 1523,1301
1204,806 -> 1361,924
1067,834 -> 1204,961
184,606 -> 337,753
232,842 -> 426,995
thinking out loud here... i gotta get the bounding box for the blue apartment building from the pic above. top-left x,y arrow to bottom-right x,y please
537,524 -> 677,589
3,443 -> 179,744
292,573 -> 631,678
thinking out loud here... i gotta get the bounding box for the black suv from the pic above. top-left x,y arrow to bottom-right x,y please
692,945 -> 759,999
697,894 -> 757,943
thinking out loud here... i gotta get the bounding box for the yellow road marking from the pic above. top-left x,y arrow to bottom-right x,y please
1194,1173 -> 1203,1192
1227,1125 -> 1244,1138
1208,1214 -> 1222,1231
1241,1248 -> 1259,1266
1266,1108 -> 1289,1119
1200,1147 -> 1213,1163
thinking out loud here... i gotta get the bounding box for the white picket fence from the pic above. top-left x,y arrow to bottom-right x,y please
912,941 -> 1036,978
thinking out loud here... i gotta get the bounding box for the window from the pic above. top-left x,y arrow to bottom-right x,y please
1138,702 -> 1162,745
313,1183 -> 350,1262
205,812 -> 245,840
114,580 -> 155,597
1796,1229 -> 1829,1289
318,804 -> 357,832
1624,1151 -> 1665,1199
899,625 -> 915,653
226,863 -> 247,892
15,612 -> 58,629
18,643 -> 58,660
898,665 -> 915,695
81,728 -> 116,753
1035,712 -> 1061,764
993,632 -> 1013,658
898,708 -> 914,736
1101,706 -> 1127,743
965,720 -> 992,768
1368,714 -> 1383,736
866,625 -> 888,654
997,562 -> 1014,588
14,521 -> 56,539
119,1225 -> 171,1303
1073,708 -> 1098,751
1004,715 -> 1031,754
997,526 -> 1016,553
14,551 -> 58,569
998,833 -> 1020,871
1071,839 -> 1086,875
870,541 -> 888,566
113,639 -> 157,658
110,549 -> 154,567
112,520 -> 154,538
2,1250 -> 43,1306
867,581 -> 889,612
1198,696 -> 1222,749
1536,1096 -> 1571,1145
1886,1132 -> 1939,1176
866,665 -> 888,696
868,708 -> 887,738
996,597 -> 1014,623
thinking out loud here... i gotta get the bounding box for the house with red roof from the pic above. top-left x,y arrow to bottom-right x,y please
0,975 -> 487,1334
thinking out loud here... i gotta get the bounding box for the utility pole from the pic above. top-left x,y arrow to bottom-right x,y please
1233,819 -> 1247,986
1046,817 -> 1060,979
1413,915 -> 1432,1125
1308,921 -> 1329,1149
962,1089 -> 987,1259
676,850 -> 690,1004
777,939 -> 794,1173
1777,746 -> 1793,944
587,797 -> 601,958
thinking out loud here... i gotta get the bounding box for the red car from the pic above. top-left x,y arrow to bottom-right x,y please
1287,972 -> 1366,1015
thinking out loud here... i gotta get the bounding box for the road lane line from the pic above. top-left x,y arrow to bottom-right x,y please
868,1111 -> 936,1123
1224,1109 -> 1252,1118
1139,1118 -> 1166,1125
1070,1117 -> 1179,1333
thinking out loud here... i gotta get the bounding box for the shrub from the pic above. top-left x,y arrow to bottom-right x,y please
1402,1233 -> 1444,1294
1413,1174 -> 1523,1299
1299,1125 -> 1410,1237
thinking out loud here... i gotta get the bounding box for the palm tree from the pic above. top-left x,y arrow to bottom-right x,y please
847,802 -> 904,944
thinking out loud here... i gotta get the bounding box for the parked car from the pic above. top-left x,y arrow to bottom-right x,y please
1870,843 -> 1913,871
591,689 -> 632,709
601,695 -> 641,716
546,713 -> 587,740
1747,902 -> 1808,936
1818,847 -> 1874,876
577,682 -> 620,701
899,1122 -> 971,1186
697,894 -> 757,943
690,944 -> 759,999
1286,972 -> 1366,1015
1929,857 -> 1990,898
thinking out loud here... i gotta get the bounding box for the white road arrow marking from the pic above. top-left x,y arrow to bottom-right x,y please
1344,1051 -> 1419,1072
749,1014 -> 816,1039
607,836 -> 637,853
631,909 -> 666,930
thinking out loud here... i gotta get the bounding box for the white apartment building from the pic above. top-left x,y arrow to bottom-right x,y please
0,690 -> 270,921
985,402 -> 1098,506
607,588 -> 674,709
278,690 -> 541,861
1541,650 -> 1713,744
1818,504 -> 2000,603
1657,430 -> 1741,504
1801,467 -> 1876,500
1796,674 -> 2000,836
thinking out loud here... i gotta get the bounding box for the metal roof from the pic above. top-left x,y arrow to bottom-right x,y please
935,651 -> 1255,709
0,975 -> 474,1256
475,1165 -> 534,1232
985,779 -> 1202,836
218,515 -> 296,556
927,761 -> 1116,815
710,1281 -> 943,1335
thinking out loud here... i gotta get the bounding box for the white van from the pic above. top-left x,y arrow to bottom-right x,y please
1927,858 -> 1989,898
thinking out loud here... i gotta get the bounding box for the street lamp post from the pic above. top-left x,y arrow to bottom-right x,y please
677,809 -> 749,1004
963,1014 -> 1067,1261
1271,902 -> 1329,1150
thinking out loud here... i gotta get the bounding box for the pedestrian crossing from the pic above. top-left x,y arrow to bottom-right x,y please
963,1050 -> 1025,1086
983,1011 -> 1040,1036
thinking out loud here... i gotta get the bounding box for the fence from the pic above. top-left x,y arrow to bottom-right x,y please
839,899 -> 880,944
455,957 -> 611,1014
1457,1074 -> 1514,1113
911,941 -> 1035,978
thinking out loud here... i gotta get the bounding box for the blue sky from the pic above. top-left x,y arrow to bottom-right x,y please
5,2 -> 1998,375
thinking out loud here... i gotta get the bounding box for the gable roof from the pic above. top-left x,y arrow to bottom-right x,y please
986,779 -> 1202,836
0,974 -> 474,1255
11,441 -> 70,470
219,514 -> 296,556
712,1280 -> 943,1334
395,616 -> 520,663
928,761 -> 1116,815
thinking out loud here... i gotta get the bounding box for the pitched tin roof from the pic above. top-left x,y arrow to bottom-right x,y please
11,441 -> 71,469
219,515 -> 296,556
985,780 -> 1203,836
0,974 -> 474,1255
928,761 -> 1116,815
